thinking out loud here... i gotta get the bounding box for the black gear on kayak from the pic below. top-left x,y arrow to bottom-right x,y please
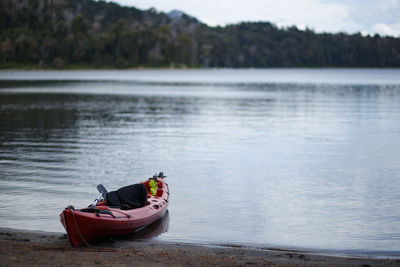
106,183 -> 147,210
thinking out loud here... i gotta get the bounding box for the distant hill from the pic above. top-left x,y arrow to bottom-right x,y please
167,10 -> 185,19
1,0 -> 400,68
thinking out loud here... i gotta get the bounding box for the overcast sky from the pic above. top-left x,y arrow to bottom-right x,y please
111,0 -> 400,37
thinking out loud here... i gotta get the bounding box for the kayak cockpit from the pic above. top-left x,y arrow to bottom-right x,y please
94,175 -> 168,210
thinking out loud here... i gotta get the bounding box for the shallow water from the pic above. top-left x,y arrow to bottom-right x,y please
1,69 -> 400,255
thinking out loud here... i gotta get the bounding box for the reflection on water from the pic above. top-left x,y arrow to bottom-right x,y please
128,210 -> 170,240
1,69 -> 400,255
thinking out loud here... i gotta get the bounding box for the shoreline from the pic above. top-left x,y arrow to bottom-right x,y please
1,67 -> 400,71
1,228 -> 399,266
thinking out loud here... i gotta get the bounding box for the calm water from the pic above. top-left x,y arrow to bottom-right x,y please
1,69 -> 400,255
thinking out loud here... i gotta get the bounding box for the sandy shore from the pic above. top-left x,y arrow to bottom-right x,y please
1,228 -> 399,267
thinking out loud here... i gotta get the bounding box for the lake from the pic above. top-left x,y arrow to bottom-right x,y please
0,69 -> 400,256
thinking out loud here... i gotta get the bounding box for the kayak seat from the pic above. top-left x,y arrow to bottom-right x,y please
106,183 -> 148,210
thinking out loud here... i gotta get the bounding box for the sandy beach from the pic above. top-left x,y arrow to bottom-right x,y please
1,228 -> 398,267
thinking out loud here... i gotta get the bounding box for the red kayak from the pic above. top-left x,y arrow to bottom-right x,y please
60,173 -> 169,247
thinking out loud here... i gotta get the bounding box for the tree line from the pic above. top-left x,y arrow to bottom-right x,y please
1,0 -> 400,69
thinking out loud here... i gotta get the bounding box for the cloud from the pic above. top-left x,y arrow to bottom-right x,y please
113,0 -> 400,36
379,0 -> 399,12
119,0 -> 353,31
348,0 -> 400,36
197,0 -> 353,32
370,23 -> 400,37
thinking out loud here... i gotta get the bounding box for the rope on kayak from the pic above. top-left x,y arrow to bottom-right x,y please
81,207 -> 129,218
109,209 -> 131,218
67,206 -> 91,247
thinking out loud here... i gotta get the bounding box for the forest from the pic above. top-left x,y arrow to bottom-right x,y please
1,0 -> 400,68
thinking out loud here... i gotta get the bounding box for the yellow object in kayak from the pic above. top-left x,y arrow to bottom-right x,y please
149,179 -> 158,196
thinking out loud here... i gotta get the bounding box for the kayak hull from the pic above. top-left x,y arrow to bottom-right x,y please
60,177 -> 169,247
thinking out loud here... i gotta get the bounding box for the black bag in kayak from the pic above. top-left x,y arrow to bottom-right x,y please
106,183 -> 147,210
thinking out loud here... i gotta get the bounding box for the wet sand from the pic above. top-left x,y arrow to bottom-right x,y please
0,228 -> 399,267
